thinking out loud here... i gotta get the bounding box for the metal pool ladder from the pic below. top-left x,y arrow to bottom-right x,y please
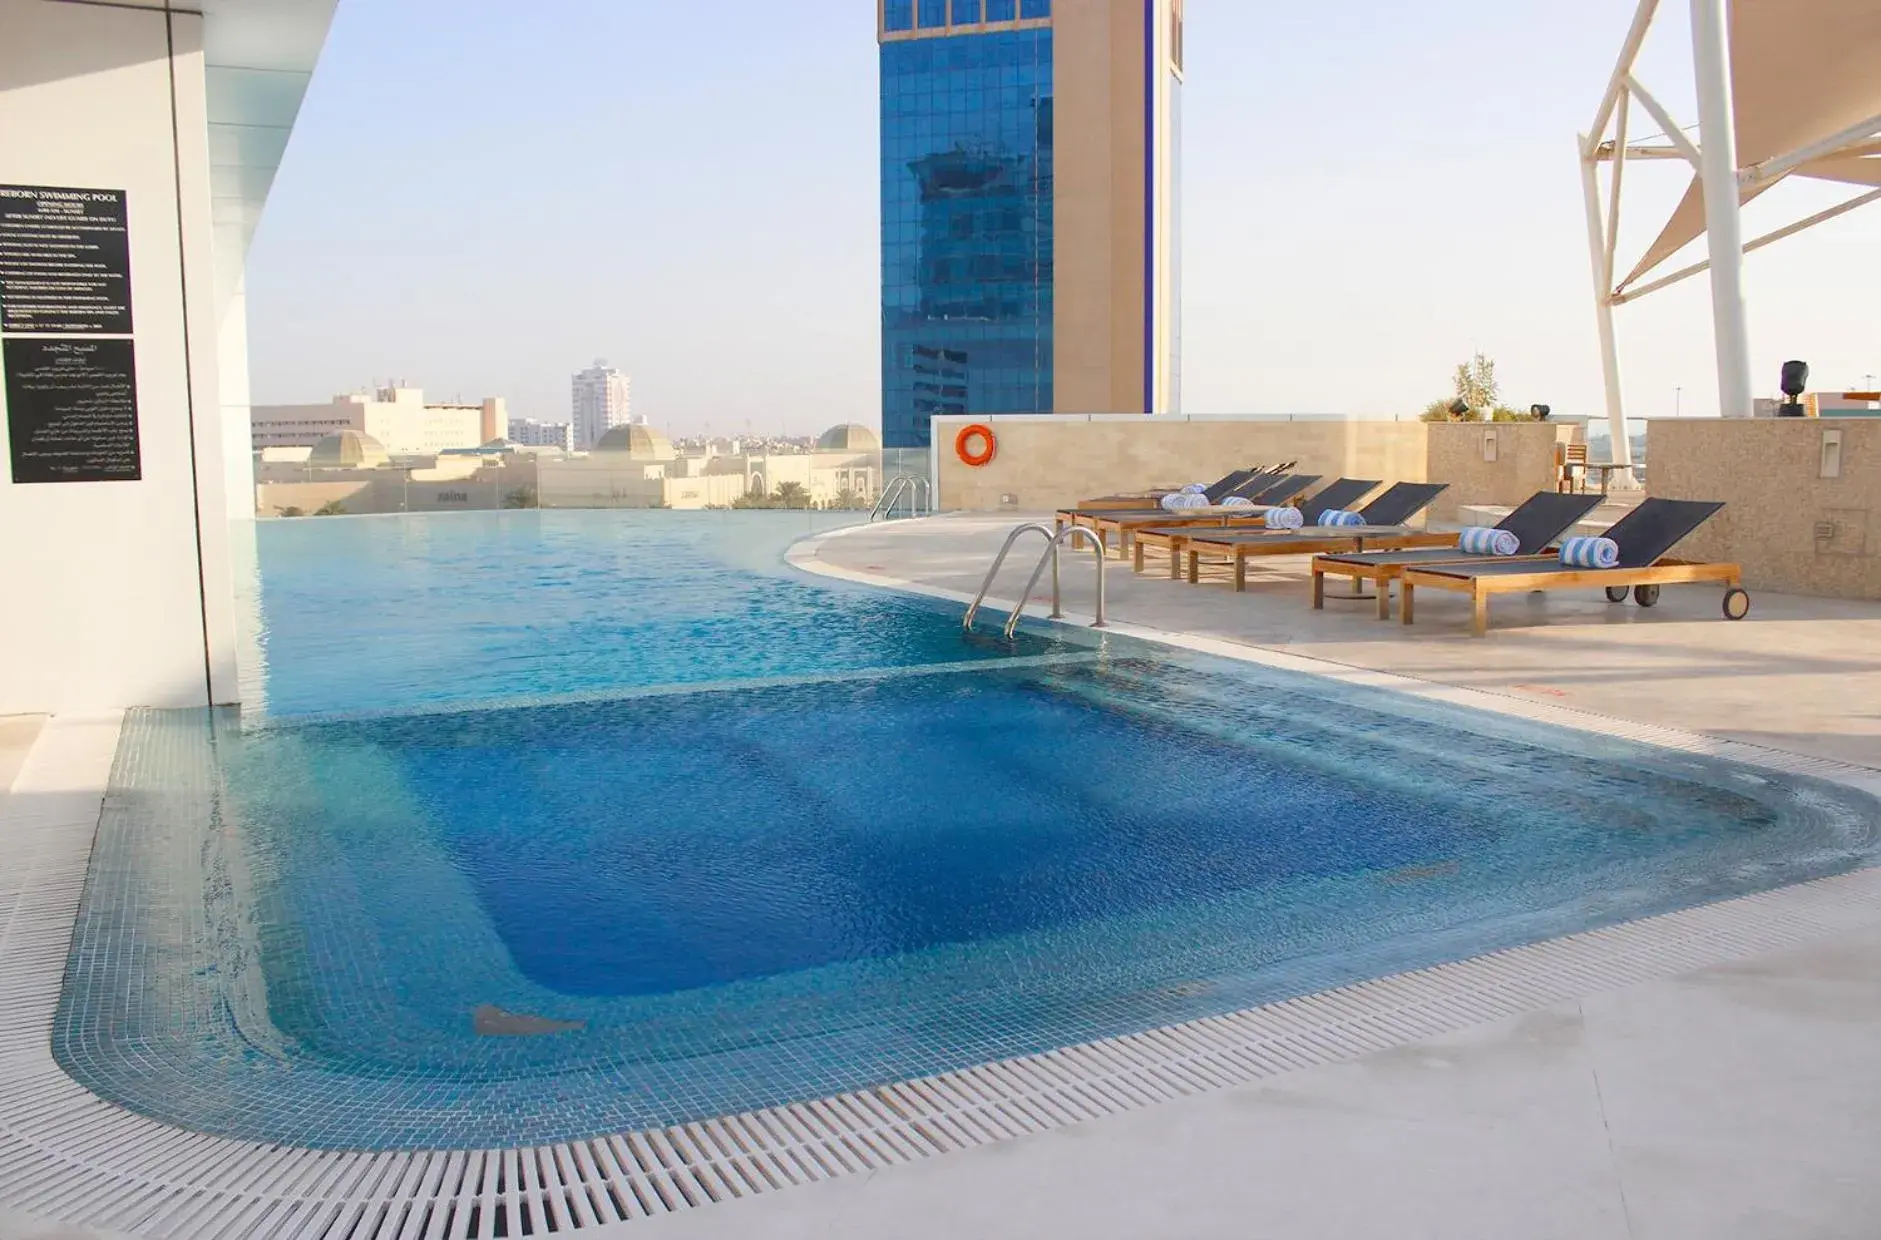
963,522 -> 1108,639
869,474 -> 931,521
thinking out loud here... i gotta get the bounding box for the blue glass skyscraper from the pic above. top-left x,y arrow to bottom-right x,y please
879,1 -> 1183,450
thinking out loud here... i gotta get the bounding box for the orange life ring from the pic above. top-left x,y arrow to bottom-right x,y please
955,423 -> 996,467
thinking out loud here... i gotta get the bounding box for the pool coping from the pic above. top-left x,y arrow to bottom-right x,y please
1,540 -> 1878,1238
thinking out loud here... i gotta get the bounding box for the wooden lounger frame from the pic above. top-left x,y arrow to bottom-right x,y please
1053,504 -> 1300,558
1182,529 -> 1458,592
1397,558 -> 1745,636
1310,550 -> 1556,619
1128,519 -> 1309,575
1051,510 -> 1252,557
1070,496 -> 1164,511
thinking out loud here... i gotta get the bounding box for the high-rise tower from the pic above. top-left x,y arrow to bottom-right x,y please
878,0 -> 1183,449
570,360 -> 632,450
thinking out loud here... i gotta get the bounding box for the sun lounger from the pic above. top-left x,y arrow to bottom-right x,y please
1170,483 -> 1452,590
1059,469 -> 1282,527
1111,474 -> 1327,573
1310,491 -> 1604,618
1081,474 -> 1322,558
1136,482 -> 1451,590
1056,471 -> 1303,555
1079,466 -> 1264,509
1396,498 -> 1744,636
1128,477 -> 1378,577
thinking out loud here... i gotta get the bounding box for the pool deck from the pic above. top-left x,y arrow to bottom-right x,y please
798,513 -> 1881,769
0,715 -> 42,798
1,519 -> 1878,1239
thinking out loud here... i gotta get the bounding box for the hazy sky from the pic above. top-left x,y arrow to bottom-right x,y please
246,0 -> 1880,435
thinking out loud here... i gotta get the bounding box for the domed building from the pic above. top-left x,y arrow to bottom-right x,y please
815,423 -> 880,453
306,429 -> 390,469
593,424 -> 676,461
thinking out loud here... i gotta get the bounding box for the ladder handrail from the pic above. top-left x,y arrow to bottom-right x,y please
962,523 -> 1055,630
867,477 -> 906,522
868,474 -> 931,522
962,522 -> 1107,637
1004,525 -> 1107,639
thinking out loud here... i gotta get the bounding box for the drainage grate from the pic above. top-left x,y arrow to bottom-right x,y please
5,691 -> 1880,1237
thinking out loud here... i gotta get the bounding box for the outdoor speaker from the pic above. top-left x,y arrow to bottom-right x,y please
1777,359 -> 1809,416
1780,360 -> 1809,398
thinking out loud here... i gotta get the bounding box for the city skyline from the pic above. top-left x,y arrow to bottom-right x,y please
244,1 -> 1880,435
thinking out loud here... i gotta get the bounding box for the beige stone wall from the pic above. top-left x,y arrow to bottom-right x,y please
255,481 -> 374,517
538,458 -> 667,509
1424,422 -> 1566,524
1648,419 -> 1881,599
933,417 -> 1432,511
257,466 -> 536,517
661,473 -> 748,510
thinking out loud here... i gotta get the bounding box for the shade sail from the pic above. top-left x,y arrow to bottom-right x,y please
1619,0 -> 1881,289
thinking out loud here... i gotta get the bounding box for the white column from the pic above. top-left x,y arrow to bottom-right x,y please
216,263 -> 257,519
1691,0 -> 1755,417
1579,137 -> 1632,468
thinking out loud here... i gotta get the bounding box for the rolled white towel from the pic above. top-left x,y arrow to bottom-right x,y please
1161,492 -> 1209,511
1559,536 -> 1620,568
1458,525 -> 1520,556
1182,482 -> 1209,494
1265,505 -> 1305,529
1317,509 -> 1365,527
1220,496 -> 1255,508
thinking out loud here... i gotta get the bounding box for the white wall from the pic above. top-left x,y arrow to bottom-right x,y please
0,0 -> 239,712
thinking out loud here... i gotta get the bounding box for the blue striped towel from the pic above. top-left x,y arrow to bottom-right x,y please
1318,509 -> 1365,527
1458,526 -> 1520,557
1559,536 -> 1620,568
1265,505 -> 1305,529
1161,492 -> 1209,511
1181,482 -> 1209,494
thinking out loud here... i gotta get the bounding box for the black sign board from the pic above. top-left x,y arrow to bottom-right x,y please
0,184 -> 134,334
4,338 -> 141,483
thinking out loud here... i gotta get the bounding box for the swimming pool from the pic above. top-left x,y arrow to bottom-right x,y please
58,512 -> 1880,1149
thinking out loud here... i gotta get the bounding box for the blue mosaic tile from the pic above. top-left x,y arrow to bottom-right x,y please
53,646 -> 1881,1151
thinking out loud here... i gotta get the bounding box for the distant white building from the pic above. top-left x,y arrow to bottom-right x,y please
508,418 -> 575,450
571,359 -> 631,449
250,387 -> 504,456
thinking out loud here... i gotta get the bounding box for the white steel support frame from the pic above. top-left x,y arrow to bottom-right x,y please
1580,0 -> 1881,438
1689,0 -> 1753,419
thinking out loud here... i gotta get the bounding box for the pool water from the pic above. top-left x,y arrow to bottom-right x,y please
241,510 -> 1056,717
58,512 -> 1881,1150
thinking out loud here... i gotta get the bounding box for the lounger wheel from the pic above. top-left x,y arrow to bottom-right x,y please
1604,586 -> 1629,603
1633,584 -> 1661,607
1722,587 -> 1750,620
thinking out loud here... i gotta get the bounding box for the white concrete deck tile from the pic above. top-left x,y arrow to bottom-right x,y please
625,931 -> 1881,1240
1583,926 -> 1881,1176
0,718 -> 44,799
624,1004 -> 1634,1240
